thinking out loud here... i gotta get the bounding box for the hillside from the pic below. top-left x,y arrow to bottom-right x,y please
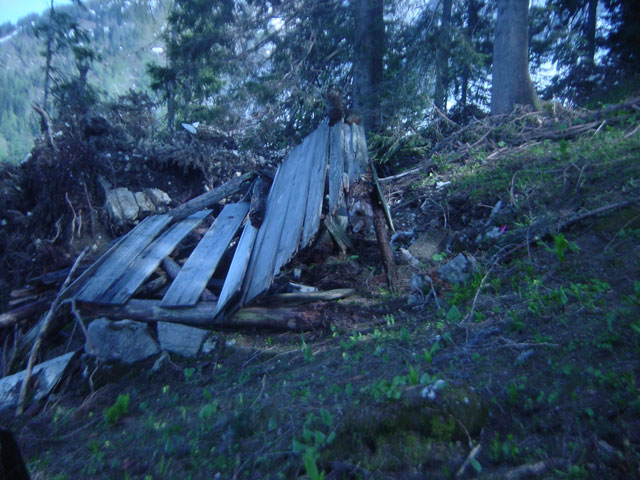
0,0 -> 169,164
0,98 -> 639,479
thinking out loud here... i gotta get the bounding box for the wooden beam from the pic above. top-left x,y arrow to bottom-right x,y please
168,172 -> 256,221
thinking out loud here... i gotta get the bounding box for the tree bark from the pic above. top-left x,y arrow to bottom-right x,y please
461,0 -> 480,106
353,0 -> 385,133
585,0 -> 597,66
43,0 -> 54,113
491,0 -> 540,115
434,0 -> 453,111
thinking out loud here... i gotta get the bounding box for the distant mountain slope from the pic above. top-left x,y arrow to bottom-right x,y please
0,0 -> 169,164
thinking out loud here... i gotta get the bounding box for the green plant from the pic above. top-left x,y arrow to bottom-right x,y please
292,410 -> 335,480
542,233 -> 580,263
104,393 -> 130,426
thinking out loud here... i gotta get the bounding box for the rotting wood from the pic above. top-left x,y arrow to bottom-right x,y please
249,176 -> 270,228
255,288 -> 354,306
328,120 -> 345,216
324,216 -> 353,253
161,257 -> 217,301
96,210 -> 210,305
168,171 -> 256,221
74,215 -> 172,302
301,121 -> 330,247
216,222 -> 259,315
77,300 -> 324,330
161,203 -> 248,307
0,298 -> 51,328
371,184 -> 398,293
134,274 -> 168,297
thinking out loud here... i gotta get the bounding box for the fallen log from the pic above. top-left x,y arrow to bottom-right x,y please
0,298 -> 51,328
77,300 -> 325,330
168,171 -> 256,221
255,288 -> 355,306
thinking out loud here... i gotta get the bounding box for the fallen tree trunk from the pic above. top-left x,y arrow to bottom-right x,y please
77,299 -> 325,330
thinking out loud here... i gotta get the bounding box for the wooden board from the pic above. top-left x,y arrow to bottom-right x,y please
328,120 -> 345,216
95,210 -> 210,305
302,121 -> 330,247
160,203 -> 248,307
74,215 -> 172,302
242,142 -> 302,302
215,222 -> 258,315
274,130 -> 316,268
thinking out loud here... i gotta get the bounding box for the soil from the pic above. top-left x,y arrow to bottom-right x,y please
1,104 -> 640,479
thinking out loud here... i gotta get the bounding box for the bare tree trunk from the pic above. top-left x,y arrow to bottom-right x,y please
353,0 -> 384,133
43,0 -> 54,113
461,0 -> 479,107
585,0 -> 597,66
434,0 -> 453,111
491,0 -> 540,115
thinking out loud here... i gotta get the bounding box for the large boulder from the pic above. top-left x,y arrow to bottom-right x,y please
86,318 -> 160,364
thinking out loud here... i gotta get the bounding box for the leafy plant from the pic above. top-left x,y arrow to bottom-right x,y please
104,393 -> 130,426
293,411 -> 335,480
542,233 -> 580,262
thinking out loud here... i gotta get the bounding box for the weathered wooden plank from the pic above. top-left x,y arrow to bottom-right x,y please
242,142 -> 303,303
328,120 -> 345,216
274,130 -> 317,268
301,121 -> 330,247
161,257 -> 217,302
95,210 -> 210,305
215,222 -> 258,314
161,203 -> 249,307
74,215 -> 172,302
351,123 -> 368,181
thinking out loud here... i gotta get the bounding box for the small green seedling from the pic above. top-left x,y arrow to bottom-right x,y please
104,393 -> 130,426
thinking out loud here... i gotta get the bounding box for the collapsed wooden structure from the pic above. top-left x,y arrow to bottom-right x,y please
61,119 -> 385,329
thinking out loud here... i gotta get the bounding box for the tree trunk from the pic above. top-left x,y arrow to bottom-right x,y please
585,0 -> 597,66
491,0 -> 540,115
353,0 -> 384,133
434,0 -> 453,111
461,0 -> 480,107
43,0 -> 54,113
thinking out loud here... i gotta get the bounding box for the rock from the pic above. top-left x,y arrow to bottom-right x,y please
0,351 -> 77,412
106,188 -> 139,224
438,253 -> 478,283
157,322 -> 210,357
201,335 -> 218,355
86,318 -> 160,364
105,187 -> 172,226
408,229 -> 448,263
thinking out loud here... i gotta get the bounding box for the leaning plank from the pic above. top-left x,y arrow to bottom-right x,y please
96,210 -> 210,305
328,120 -> 345,216
168,172 -> 256,221
274,130 -> 317,269
74,215 -> 172,302
243,143 -> 302,303
161,203 -> 249,307
78,300 -> 324,330
215,222 -> 259,315
302,121 -> 330,247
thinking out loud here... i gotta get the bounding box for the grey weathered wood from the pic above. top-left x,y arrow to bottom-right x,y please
348,123 -> 368,182
78,300 -> 324,330
168,172 -> 255,221
301,121 -> 330,247
249,176 -> 270,228
328,120 -> 345,216
96,210 -> 210,305
74,215 -> 172,302
161,203 -> 248,307
161,257 -> 217,302
274,131 -> 316,268
215,222 -> 258,314
243,142 -> 302,302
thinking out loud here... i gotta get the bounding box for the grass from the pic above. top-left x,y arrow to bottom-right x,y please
4,108 -> 640,479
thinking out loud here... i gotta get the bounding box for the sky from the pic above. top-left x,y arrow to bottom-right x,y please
0,0 -> 72,26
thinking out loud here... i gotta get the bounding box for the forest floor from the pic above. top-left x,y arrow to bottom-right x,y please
2,102 -> 640,479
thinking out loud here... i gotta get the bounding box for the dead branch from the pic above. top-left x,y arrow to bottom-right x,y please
16,247 -> 88,416
0,298 -> 52,329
